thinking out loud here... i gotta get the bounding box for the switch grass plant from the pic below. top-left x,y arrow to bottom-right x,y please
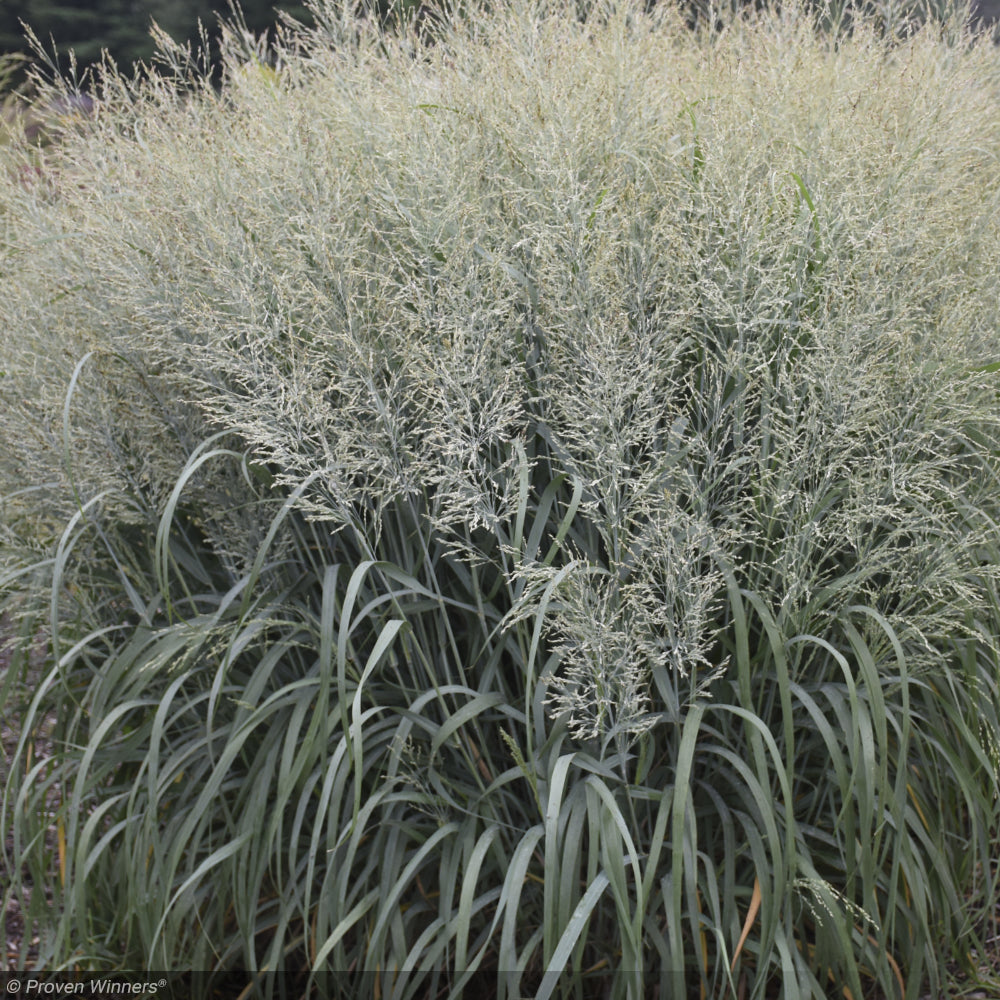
3,0 -> 1000,996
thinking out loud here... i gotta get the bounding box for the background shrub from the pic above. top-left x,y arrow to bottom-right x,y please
0,0 -> 315,86
2,1 -> 1000,996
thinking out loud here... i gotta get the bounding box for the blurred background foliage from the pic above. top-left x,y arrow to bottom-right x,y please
1,0 -> 998,94
0,0 -> 421,88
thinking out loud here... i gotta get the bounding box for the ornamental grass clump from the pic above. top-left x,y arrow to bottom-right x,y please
2,1 -> 1000,996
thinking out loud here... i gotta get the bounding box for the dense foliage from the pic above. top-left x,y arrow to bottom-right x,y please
0,0 -> 314,84
2,1 -> 1000,997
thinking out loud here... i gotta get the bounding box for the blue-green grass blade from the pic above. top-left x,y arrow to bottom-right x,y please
497,823 -> 545,995
669,702 -> 705,995
535,872 -> 610,1000
150,830 -> 252,959
453,824 -> 501,970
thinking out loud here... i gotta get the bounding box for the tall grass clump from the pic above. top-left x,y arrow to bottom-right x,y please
2,1 -> 1000,996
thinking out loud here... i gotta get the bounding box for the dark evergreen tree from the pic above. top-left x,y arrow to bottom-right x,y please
0,0 -> 314,88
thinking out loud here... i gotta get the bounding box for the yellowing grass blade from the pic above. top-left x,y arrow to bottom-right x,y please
57,814 -> 66,889
731,877 -> 762,973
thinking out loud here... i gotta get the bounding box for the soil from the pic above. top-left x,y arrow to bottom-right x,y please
1,622 -> 51,972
